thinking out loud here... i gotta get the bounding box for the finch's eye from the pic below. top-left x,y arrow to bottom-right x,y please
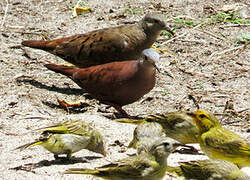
154,19 -> 159,23
199,114 -> 206,118
163,142 -> 169,147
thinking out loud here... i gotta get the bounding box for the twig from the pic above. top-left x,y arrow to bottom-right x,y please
1,0 -> 9,30
188,94 -> 200,109
162,20 -> 208,45
9,45 -> 22,49
195,29 -> 229,42
0,30 -> 43,36
209,45 -> 246,58
177,39 -> 206,44
237,108 -> 250,114
236,42 -> 249,56
220,24 -> 250,28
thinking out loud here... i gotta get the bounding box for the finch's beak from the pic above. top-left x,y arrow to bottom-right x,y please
174,143 -> 200,153
102,151 -> 107,157
172,142 -> 198,150
187,112 -> 196,118
173,142 -> 184,147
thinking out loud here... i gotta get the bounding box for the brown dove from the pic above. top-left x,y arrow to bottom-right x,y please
22,13 -> 172,68
44,49 -> 160,117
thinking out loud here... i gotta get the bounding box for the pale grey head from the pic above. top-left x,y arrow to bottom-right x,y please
150,137 -> 182,155
140,48 -> 160,72
144,137 -> 183,165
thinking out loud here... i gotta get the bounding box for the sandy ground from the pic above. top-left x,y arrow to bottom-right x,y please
0,0 -> 249,179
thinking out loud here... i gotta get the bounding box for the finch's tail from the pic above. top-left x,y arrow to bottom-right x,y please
44,63 -> 78,77
15,141 -> 43,151
64,168 -> 100,175
165,166 -> 183,176
128,139 -> 136,148
115,118 -> 147,124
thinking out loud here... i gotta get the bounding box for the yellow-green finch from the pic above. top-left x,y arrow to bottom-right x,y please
167,159 -> 250,180
189,110 -> 250,168
128,122 -> 166,150
16,119 -> 106,159
117,111 -> 199,144
64,137 -> 185,180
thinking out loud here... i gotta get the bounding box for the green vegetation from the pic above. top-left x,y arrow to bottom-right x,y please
174,18 -> 201,27
161,30 -> 174,38
209,12 -> 250,24
174,11 -> 250,27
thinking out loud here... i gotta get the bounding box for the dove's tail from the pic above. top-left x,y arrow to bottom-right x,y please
15,141 -> 43,151
44,64 -> 78,77
21,35 -> 78,51
64,168 -> 100,175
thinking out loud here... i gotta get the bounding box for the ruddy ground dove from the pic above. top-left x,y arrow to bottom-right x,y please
22,13 -> 172,68
44,49 -> 160,117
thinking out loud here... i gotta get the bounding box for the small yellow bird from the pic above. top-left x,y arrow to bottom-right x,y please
128,122 -> 166,150
116,111 -> 199,144
16,120 -> 106,159
64,137 -> 185,180
167,159 -> 250,180
189,110 -> 250,168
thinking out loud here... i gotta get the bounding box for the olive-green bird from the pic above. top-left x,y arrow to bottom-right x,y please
117,111 -> 199,144
64,137 -> 185,180
16,120 -> 106,159
128,122 -> 166,150
188,110 -> 250,168
167,159 -> 250,180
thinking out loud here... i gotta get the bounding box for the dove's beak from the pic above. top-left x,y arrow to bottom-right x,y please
153,63 -> 161,73
148,58 -> 160,73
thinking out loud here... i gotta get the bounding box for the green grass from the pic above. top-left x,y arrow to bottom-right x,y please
235,33 -> 250,44
174,18 -> 201,27
209,12 -> 250,24
236,34 -> 250,41
161,30 -> 174,38
174,11 -> 250,27
78,1 -> 85,7
163,89 -> 171,96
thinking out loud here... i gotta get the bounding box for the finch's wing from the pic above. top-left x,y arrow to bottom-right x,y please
33,120 -> 92,136
98,154 -> 160,177
203,128 -> 250,156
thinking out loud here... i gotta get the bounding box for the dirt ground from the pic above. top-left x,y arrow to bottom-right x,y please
0,0 -> 249,179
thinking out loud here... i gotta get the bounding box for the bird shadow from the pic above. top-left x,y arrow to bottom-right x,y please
16,78 -> 146,118
10,156 -> 102,173
16,78 -> 84,96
